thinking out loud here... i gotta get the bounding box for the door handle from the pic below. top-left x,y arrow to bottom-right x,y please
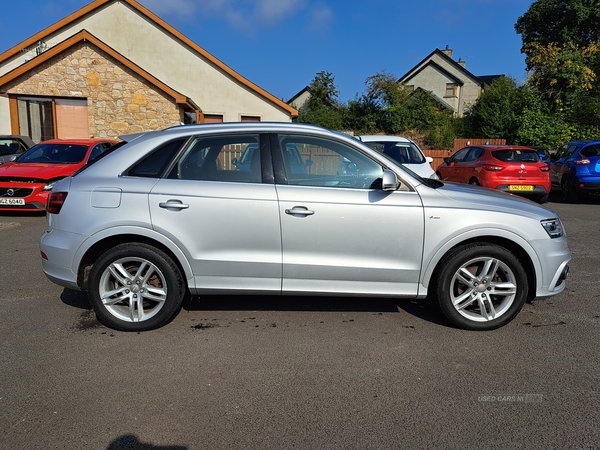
159,200 -> 189,210
285,206 -> 314,216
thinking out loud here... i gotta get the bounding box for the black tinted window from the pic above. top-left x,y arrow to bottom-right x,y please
581,144 -> 600,157
128,138 -> 187,178
492,150 -> 539,163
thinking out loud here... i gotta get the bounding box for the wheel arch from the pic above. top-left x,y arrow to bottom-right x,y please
76,230 -> 193,292
423,235 -> 537,303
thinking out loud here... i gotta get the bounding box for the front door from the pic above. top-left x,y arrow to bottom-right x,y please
274,134 -> 425,296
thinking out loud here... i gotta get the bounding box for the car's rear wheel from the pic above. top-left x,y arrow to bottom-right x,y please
561,177 -> 579,203
429,243 -> 528,331
88,243 -> 185,331
469,178 -> 479,186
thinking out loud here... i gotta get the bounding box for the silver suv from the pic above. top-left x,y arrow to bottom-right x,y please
40,123 -> 571,331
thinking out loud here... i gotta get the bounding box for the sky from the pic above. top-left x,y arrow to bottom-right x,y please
0,0 -> 534,103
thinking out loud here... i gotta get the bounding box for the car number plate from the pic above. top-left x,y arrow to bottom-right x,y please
509,185 -> 534,191
0,198 -> 25,205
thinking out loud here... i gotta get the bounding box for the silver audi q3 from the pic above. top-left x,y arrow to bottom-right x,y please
39,123 -> 571,331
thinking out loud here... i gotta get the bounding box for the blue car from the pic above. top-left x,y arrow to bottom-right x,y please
550,140 -> 600,202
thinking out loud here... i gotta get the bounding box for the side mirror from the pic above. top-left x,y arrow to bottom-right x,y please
232,157 -> 238,166
305,159 -> 313,167
426,156 -> 433,163
443,157 -> 450,164
382,169 -> 399,191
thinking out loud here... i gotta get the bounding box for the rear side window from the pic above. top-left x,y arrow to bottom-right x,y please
492,150 -> 539,163
128,138 -> 187,178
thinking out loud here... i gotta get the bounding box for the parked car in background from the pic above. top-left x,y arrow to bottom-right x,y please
532,146 -> 551,165
0,138 -> 118,212
0,135 -> 35,165
549,140 -> 600,203
436,145 -> 551,203
356,135 -> 438,179
40,123 -> 570,333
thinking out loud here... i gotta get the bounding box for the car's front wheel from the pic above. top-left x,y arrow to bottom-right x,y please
88,243 -> 186,331
429,243 -> 528,330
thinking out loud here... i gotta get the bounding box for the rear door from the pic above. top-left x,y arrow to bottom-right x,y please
148,134 -> 282,293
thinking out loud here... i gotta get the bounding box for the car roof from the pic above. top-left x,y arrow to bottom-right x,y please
356,135 -> 411,143
36,138 -> 119,145
467,145 -> 536,151
119,123 -> 356,146
0,135 -> 35,146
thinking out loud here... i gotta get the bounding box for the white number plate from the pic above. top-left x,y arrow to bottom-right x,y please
0,198 -> 25,205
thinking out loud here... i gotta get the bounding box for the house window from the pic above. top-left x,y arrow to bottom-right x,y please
16,96 -> 89,142
445,83 -> 458,98
203,114 -> 223,123
55,98 -> 89,139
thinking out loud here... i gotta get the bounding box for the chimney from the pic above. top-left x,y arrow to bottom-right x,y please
441,45 -> 453,58
458,58 -> 466,68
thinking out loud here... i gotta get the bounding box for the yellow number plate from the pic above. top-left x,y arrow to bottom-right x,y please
509,185 -> 534,191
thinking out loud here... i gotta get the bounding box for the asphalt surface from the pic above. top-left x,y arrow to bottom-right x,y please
1,193 -> 599,449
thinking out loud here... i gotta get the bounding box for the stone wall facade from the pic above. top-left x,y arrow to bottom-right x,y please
5,42 -> 183,138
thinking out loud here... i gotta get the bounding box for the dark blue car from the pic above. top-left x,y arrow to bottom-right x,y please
550,140 -> 600,202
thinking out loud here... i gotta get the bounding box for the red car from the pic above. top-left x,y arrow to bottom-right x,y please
0,138 -> 118,212
436,145 -> 551,203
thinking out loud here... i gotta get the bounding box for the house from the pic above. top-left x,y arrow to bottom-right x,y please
399,46 -> 503,117
287,86 -> 311,112
0,0 -> 297,142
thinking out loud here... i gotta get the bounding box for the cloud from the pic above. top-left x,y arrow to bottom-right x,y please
139,0 -> 305,31
307,5 -> 333,34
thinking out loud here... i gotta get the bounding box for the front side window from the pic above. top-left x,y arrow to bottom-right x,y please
278,134 -> 384,189
173,134 -> 262,183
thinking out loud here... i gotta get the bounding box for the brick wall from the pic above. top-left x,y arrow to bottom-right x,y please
4,42 -> 183,138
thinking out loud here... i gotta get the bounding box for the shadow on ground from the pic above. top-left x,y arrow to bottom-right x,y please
183,295 -> 449,327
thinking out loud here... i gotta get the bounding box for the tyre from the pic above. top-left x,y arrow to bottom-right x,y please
561,177 -> 579,203
88,243 -> 186,331
469,178 -> 479,186
429,243 -> 528,331
537,193 -> 549,204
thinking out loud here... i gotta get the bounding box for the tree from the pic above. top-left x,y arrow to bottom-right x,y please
296,71 -> 343,130
464,76 -> 524,142
515,0 -> 600,122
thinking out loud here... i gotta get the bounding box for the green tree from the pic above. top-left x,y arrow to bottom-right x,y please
515,0 -> 600,122
296,71 -> 344,129
464,76 -> 523,142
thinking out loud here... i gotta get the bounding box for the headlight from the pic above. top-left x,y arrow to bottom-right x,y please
43,180 -> 60,192
541,218 -> 564,238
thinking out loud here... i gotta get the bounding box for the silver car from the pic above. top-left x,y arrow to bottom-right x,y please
39,123 -> 571,332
